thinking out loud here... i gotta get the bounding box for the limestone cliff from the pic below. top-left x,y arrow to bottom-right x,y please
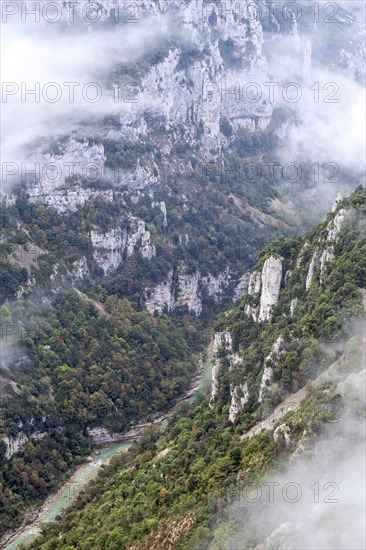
244,256 -> 283,322
90,217 -> 155,273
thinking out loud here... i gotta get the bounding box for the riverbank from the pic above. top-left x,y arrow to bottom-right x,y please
1,346 -> 214,549
1,441 -> 133,550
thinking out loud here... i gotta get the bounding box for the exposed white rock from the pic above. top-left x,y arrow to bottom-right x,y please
284,270 -> 292,286
233,272 -> 250,301
332,192 -> 343,212
31,431 -> 47,442
258,335 -> 284,402
319,248 -> 334,277
259,257 -> 283,322
3,433 -> 28,459
145,271 -> 201,314
145,267 -> 240,315
307,207 -> 347,287
273,423 -> 292,448
90,217 -> 155,273
90,228 -> 126,273
0,193 -> 17,206
202,268 -> 231,297
113,164 -> 158,192
295,241 -> 309,268
319,209 -> 346,281
145,271 -> 174,314
71,257 -> 89,280
327,209 -> 346,242
126,217 -> 156,260
175,272 -> 202,314
258,364 -> 274,403
209,331 -> 244,420
248,270 -> 262,295
152,201 -> 168,226
290,297 -> 298,316
210,331 -> 241,408
102,0 -> 270,151
244,302 -> 258,321
244,270 -> 262,321
229,383 -> 249,423
305,249 -> 319,290
27,138 -> 107,212
87,427 -> 116,445
209,332 -> 226,407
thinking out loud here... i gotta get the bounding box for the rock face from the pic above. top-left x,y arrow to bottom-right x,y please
258,335 -> 284,402
2,431 -> 47,459
126,218 -> 156,260
209,332 -> 228,407
244,270 -> 262,320
233,272 -> 250,301
145,271 -> 201,315
17,0 -> 272,213
27,139 -> 108,212
71,257 -> 89,280
108,0 -> 270,150
145,268 -> 247,315
259,257 -> 283,321
210,331 -> 240,407
229,383 -> 249,423
152,201 -> 168,226
248,270 -> 262,295
290,297 -> 298,316
244,257 -> 283,322
90,217 -> 155,273
3,433 -> 28,459
332,192 -> 343,212
208,331 -> 249,422
273,423 -> 292,448
305,249 -> 320,290
90,228 -> 126,273
306,200 -> 347,289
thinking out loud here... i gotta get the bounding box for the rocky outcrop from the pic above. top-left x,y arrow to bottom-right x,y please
233,272 -> 250,301
145,268 -> 246,315
273,423 -> 292,448
126,218 -> 156,259
209,332 -> 228,407
3,433 -> 28,460
90,228 -> 126,273
258,335 -> 284,402
102,0 -> 270,151
244,270 -> 261,320
90,217 -> 155,273
152,201 -> 168,226
175,272 -> 202,314
306,199 -> 347,288
2,431 -> 47,459
229,383 -> 249,423
209,331 -> 246,422
305,249 -> 320,290
332,192 -> 343,212
202,268 -> 231,298
71,257 -> 89,280
290,298 -> 298,316
209,331 -> 241,408
27,138 -> 108,212
244,257 -> 283,322
259,257 -> 283,322
145,271 -> 201,314
248,270 -> 262,295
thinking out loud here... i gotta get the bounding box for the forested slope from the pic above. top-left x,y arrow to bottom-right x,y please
27,187 -> 365,549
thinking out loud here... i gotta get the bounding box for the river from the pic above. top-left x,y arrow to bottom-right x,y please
2,347 -> 214,549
